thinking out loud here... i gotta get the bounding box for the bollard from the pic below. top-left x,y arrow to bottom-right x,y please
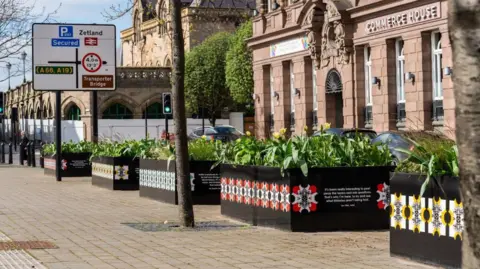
39,142 -> 44,168
26,142 -> 32,167
0,142 -> 4,164
8,143 -> 12,164
31,142 -> 36,168
19,141 -> 25,165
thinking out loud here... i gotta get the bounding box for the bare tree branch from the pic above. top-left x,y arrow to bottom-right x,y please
0,0 -> 60,82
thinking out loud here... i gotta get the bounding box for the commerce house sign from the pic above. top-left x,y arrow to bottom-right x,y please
365,3 -> 441,34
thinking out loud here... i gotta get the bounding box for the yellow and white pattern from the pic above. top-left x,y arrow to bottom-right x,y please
408,195 -> 427,233
92,163 -> 114,180
114,166 -> 129,180
390,194 -> 407,229
448,199 -> 464,240
428,197 -> 447,237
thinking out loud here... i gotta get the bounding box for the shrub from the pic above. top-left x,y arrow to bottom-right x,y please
395,131 -> 458,196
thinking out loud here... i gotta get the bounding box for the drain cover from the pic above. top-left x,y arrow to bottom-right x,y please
122,220 -> 251,232
0,241 -> 58,251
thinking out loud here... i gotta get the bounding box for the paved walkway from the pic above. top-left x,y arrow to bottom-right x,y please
0,165 -> 438,269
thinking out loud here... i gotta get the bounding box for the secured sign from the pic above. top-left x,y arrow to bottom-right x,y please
32,23 -> 116,91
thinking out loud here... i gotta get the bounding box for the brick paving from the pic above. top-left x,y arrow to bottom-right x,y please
0,165 -> 440,269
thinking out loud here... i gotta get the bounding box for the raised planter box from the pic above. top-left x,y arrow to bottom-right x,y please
220,164 -> 393,232
139,159 -> 221,205
390,173 -> 462,268
91,157 -> 139,191
44,153 -> 92,177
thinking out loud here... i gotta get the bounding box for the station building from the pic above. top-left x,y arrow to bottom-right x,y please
249,0 -> 454,138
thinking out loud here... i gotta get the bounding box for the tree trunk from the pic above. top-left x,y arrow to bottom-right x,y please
448,1 -> 480,268
170,0 -> 194,227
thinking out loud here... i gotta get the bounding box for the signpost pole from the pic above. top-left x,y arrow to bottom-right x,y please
55,91 -> 62,182
92,91 -> 98,143
145,102 -> 148,139
165,116 -> 168,141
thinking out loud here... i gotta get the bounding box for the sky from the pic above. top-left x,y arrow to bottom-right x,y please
0,0 -> 132,91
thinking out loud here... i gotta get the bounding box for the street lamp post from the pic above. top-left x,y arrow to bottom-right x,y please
6,62 -> 11,90
21,51 -> 27,83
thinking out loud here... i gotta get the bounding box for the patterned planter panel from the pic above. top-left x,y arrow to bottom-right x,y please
91,157 -> 139,191
139,159 -> 221,205
220,165 -> 392,232
390,173 -> 462,268
44,153 -> 92,177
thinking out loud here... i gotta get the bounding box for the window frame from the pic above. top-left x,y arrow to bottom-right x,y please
312,61 -> 318,111
270,65 -> 275,116
395,38 -> 405,104
290,61 -> 295,113
431,31 -> 443,101
364,46 -> 373,106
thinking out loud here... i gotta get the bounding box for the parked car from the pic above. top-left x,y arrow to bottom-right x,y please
371,132 -> 414,164
312,128 -> 377,140
188,126 -> 244,142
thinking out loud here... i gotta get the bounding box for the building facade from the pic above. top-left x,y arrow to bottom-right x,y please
249,0 -> 454,138
121,0 -> 251,67
3,0 -> 252,141
3,67 -> 171,141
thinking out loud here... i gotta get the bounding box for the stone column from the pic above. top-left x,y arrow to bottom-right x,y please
253,65 -> 272,139
272,61 -> 290,132
440,27 -> 454,139
353,45 -> 366,128
292,56 -> 313,135
370,40 -> 394,132
403,32 -> 433,131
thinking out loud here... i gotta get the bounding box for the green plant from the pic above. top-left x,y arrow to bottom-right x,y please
188,138 -> 219,161
395,133 -> 458,196
42,140 -> 94,156
215,125 -> 392,175
185,31 -> 232,126
90,139 -> 157,161
225,20 -> 253,105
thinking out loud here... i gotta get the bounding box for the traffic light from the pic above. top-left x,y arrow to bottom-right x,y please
0,92 -> 4,116
163,92 -> 172,115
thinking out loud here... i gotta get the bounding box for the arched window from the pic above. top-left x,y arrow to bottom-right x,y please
67,105 -> 81,120
102,103 -> 133,119
142,102 -> 164,119
159,0 -> 168,36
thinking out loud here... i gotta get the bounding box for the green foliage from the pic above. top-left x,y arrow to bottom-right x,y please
42,140 -> 94,156
394,132 -> 458,196
215,127 -> 393,175
225,20 -> 254,105
90,139 -> 158,160
187,138 -> 219,161
185,32 -> 232,125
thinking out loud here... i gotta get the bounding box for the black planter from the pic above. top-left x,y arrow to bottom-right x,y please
91,156 -> 140,191
44,153 -> 92,177
139,159 -> 221,205
220,164 -> 393,232
390,172 -> 462,268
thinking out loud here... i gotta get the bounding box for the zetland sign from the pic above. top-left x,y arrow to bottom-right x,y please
32,23 -> 117,91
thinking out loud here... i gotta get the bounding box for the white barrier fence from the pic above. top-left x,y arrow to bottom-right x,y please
1,118 -> 234,142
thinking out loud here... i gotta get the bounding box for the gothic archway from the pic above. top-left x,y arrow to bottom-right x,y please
325,69 -> 343,128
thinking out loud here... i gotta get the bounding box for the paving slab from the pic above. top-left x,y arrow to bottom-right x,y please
0,165 -> 441,269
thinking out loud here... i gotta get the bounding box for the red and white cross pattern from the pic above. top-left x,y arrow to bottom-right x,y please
220,178 -> 319,213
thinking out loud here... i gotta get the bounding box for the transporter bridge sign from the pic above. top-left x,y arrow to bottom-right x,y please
32,23 -> 117,91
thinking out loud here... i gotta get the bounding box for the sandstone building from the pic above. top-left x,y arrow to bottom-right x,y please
3,0 -> 252,141
250,0 -> 454,138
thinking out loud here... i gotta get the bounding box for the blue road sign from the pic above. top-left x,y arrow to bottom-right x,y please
59,26 -> 73,37
51,39 -> 80,47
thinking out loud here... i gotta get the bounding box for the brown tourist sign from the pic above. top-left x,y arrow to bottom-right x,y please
365,3 -> 441,34
82,75 -> 114,88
